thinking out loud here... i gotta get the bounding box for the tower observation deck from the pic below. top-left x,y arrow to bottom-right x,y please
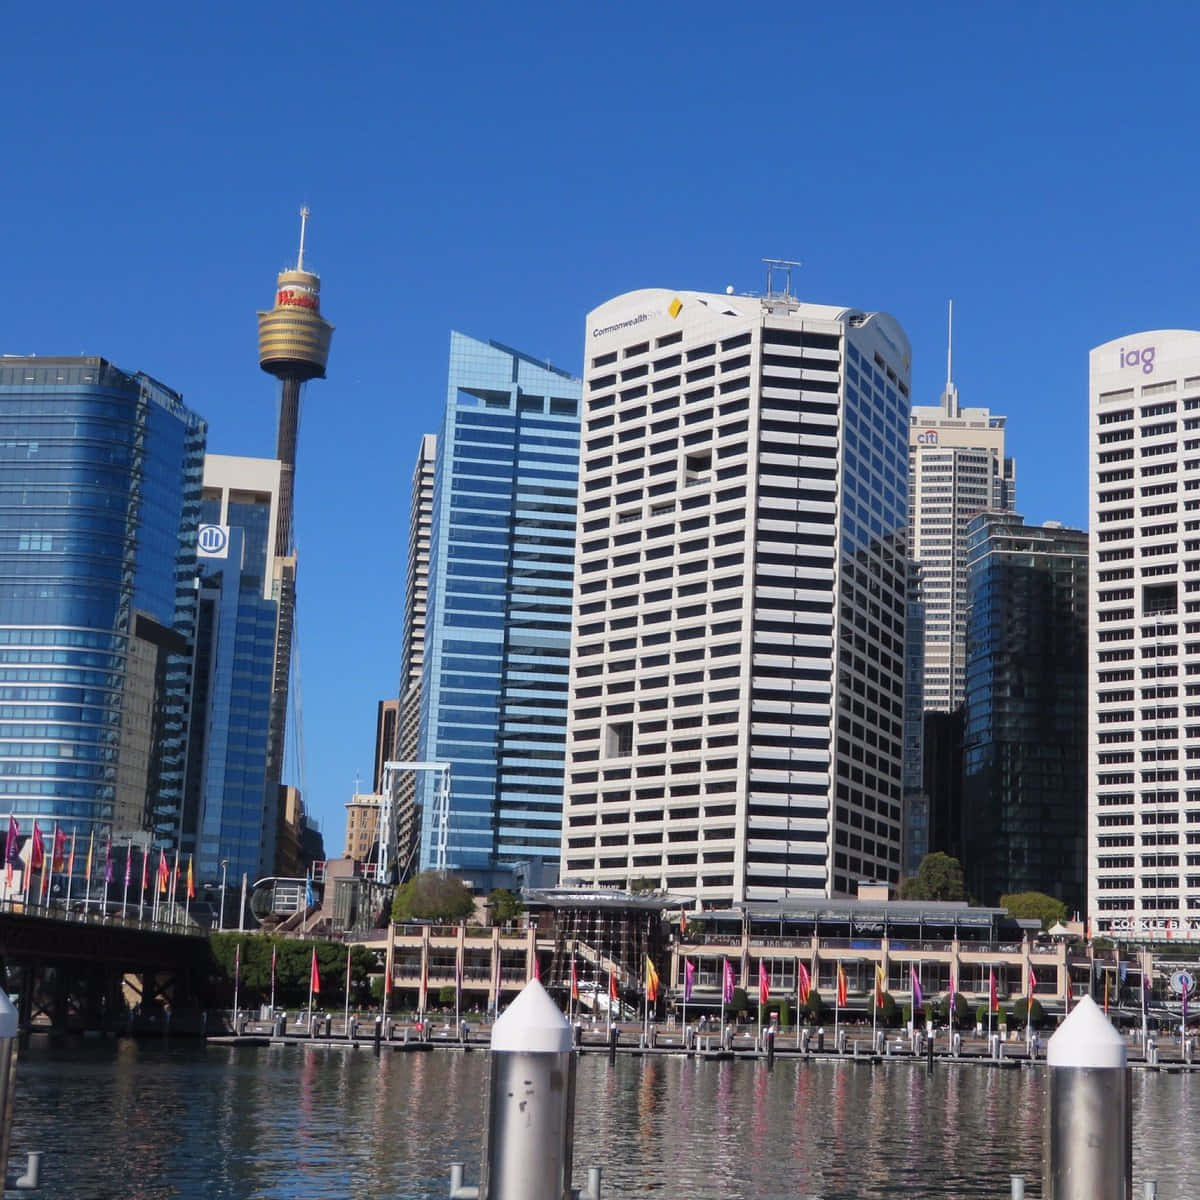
256,207 -> 334,556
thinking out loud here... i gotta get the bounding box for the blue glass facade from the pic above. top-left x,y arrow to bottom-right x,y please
188,465 -> 281,884
416,333 -> 580,876
0,357 -> 205,848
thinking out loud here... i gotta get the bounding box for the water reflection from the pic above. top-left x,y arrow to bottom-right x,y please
8,1040 -> 1195,1198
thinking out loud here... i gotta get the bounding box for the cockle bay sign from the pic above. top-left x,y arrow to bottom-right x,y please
1105,916 -> 1200,939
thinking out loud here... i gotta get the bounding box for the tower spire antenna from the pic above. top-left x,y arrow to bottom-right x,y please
297,206 -> 310,272
942,298 -> 959,417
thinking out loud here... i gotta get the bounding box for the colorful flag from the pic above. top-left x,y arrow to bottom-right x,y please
104,836 -> 113,884
157,850 -> 169,893
1028,965 -> 1038,996
532,955 -> 541,982
911,965 -> 923,1015
84,829 -> 95,881
4,816 -> 18,869
304,871 -> 315,909
836,964 -> 848,1009
679,909 -> 688,935
186,856 -> 195,900
570,957 -> 579,1001
989,967 -> 999,1015
875,964 -> 885,1009
609,964 -> 618,1003
67,829 -> 76,879
30,823 -> 44,870
310,947 -> 321,996
949,969 -> 957,1011
722,958 -> 735,1004
684,959 -> 695,1003
141,847 -> 149,896
797,962 -> 811,1005
645,956 -> 660,1003
758,960 -> 770,1006
51,827 -> 66,872
123,840 -> 132,889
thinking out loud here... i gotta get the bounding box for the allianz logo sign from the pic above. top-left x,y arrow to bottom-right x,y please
197,524 -> 230,558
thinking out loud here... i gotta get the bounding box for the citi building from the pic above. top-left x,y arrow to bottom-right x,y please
1089,330 -> 1200,939
561,286 -> 912,905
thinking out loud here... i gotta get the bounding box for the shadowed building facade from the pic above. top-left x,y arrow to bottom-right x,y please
962,512 -> 1087,910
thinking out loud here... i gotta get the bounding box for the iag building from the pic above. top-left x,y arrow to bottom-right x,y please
1089,329 -> 1200,943
561,283 -> 912,907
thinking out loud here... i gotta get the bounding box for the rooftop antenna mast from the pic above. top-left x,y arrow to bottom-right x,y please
942,299 -> 960,418
762,257 -> 803,300
296,206 -> 310,272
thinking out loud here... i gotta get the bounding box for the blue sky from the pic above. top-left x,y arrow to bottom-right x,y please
2,3 -> 1198,846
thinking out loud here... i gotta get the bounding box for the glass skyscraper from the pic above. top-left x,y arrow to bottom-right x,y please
962,511 -> 1087,911
187,455 -> 282,884
415,333 -> 581,880
0,357 -> 205,850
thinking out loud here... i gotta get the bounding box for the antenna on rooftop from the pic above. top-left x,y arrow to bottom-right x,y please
297,206 -> 310,272
942,298 -> 960,418
762,258 -> 803,300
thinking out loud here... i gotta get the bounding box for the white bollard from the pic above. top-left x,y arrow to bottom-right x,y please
479,979 -> 576,1200
1044,995 -> 1130,1199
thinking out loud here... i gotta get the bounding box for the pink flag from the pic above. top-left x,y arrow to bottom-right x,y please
684,959 -> 695,1003
759,960 -> 770,1006
722,958 -> 735,1004
910,965 -> 923,1014
1028,965 -> 1037,996
797,962 -> 811,1004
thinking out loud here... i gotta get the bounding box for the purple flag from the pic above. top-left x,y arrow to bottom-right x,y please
4,816 -> 18,869
123,841 -> 132,888
722,958 -> 734,1004
910,965 -> 923,1014
684,959 -> 695,1003
103,836 -> 113,884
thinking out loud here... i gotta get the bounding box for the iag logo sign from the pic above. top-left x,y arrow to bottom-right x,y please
1119,345 -> 1156,374
916,429 -> 939,446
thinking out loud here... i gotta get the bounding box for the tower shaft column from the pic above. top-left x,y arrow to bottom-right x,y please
275,377 -> 301,557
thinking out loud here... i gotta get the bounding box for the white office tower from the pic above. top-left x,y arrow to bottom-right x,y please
562,285 -> 912,905
1088,330 -> 1200,939
908,304 -> 1016,712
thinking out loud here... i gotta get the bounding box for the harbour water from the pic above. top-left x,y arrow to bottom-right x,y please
11,1038 -> 1198,1198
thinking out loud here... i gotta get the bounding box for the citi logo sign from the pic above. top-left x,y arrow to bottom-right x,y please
916,430 -> 939,446
1120,345 -> 1156,374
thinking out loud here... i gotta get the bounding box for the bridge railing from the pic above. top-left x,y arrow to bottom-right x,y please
0,896 -> 207,938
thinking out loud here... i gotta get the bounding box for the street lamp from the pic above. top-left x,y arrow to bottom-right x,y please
218,859 -> 229,931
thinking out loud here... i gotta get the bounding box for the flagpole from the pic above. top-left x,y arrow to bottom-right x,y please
308,948 -> 316,1028
43,821 -> 57,907
345,944 -> 352,1036
232,942 -> 241,1031
270,943 -> 277,1014
681,955 -> 687,1036
872,966 -> 878,1050
101,838 -> 110,916
122,837 -> 131,918
65,828 -> 76,909
84,829 -> 94,913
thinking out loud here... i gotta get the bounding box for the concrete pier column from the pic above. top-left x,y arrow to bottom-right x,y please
1044,995 -> 1130,1200
479,979 -> 575,1200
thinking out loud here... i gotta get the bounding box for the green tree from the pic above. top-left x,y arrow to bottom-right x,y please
877,991 -> 900,1028
801,988 -> 826,1025
1009,997 -> 1046,1030
391,871 -> 476,923
999,891 -> 1068,930
487,888 -> 524,924
725,986 -> 749,1020
209,934 -> 374,1010
932,992 -> 970,1029
629,877 -> 659,894
898,852 -> 966,902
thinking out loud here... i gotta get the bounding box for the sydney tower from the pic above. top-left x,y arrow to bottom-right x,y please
256,207 -> 334,556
